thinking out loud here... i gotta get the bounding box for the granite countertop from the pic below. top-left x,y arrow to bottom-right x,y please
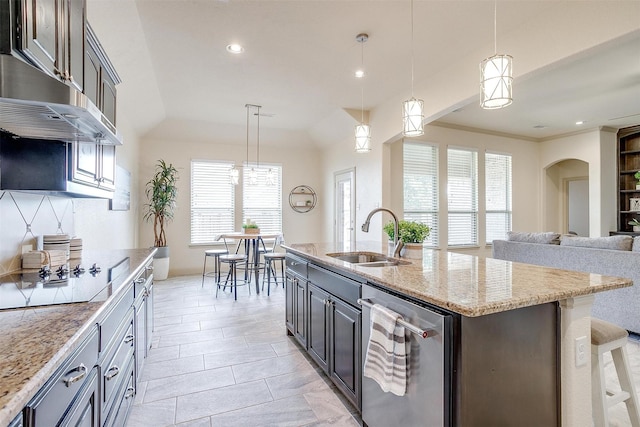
284,242 -> 632,317
0,248 -> 155,426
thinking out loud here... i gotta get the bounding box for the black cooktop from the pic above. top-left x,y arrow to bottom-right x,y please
0,257 -> 131,310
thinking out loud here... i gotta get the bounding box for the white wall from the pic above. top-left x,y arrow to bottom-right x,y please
320,136 -> 385,245
138,135 -> 323,277
540,128 -> 617,236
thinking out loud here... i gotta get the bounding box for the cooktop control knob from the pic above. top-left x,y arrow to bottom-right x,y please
72,265 -> 86,277
89,263 -> 101,276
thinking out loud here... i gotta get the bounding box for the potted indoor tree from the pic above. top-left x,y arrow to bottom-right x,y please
144,160 -> 179,280
383,220 -> 430,259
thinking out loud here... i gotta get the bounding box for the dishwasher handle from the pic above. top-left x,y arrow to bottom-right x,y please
358,298 -> 430,339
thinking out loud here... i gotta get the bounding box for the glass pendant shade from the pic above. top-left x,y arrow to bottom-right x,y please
265,168 -> 275,186
355,124 -> 371,153
248,167 -> 258,185
229,166 -> 239,185
402,97 -> 424,137
480,54 -> 513,109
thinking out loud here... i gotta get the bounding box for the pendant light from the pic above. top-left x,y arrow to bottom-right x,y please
245,104 -> 261,185
402,0 -> 424,137
480,0 -> 513,109
355,33 -> 371,153
229,165 -> 239,185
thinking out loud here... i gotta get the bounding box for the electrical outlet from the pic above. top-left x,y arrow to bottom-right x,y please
575,335 -> 588,367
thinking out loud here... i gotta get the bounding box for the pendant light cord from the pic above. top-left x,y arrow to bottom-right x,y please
361,38 -> 365,123
256,106 -> 260,168
410,0 -> 415,97
493,0 -> 497,55
245,105 -> 249,168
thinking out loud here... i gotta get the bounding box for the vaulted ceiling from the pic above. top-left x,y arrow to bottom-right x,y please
86,1 -> 640,147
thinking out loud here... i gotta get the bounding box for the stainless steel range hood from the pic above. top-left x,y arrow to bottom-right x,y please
0,55 -> 123,145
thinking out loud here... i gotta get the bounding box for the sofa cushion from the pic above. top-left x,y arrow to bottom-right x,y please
633,236 -> 640,252
506,231 -> 561,245
560,235 -> 633,251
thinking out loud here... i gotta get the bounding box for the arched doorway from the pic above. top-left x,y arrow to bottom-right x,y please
544,159 -> 589,235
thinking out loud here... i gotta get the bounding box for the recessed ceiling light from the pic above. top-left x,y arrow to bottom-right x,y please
576,120 -> 584,125
355,69 -> 364,78
226,44 -> 244,54
533,124 -> 547,129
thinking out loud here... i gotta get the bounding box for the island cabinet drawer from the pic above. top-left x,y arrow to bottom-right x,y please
26,326 -> 99,426
308,264 -> 361,306
99,283 -> 134,354
133,263 -> 152,298
101,312 -> 134,421
104,358 -> 135,427
286,254 -> 308,278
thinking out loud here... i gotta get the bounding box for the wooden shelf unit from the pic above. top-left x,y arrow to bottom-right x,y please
617,125 -> 640,232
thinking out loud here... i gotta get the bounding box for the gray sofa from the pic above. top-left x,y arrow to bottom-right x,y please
492,233 -> 640,334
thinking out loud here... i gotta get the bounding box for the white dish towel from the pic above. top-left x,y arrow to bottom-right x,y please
363,303 -> 409,397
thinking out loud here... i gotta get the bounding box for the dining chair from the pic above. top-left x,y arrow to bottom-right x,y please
218,236 -> 249,300
262,235 -> 285,295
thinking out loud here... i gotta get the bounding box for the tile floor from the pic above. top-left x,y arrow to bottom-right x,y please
126,274 -> 361,427
127,273 -> 640,427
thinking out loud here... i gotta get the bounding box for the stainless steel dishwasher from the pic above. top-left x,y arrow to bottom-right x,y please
360,283 -> 453,427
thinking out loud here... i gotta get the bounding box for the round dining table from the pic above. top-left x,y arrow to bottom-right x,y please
216,232 -> 282,294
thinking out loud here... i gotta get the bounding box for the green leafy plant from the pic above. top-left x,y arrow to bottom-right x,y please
242,223 -> 259,229
144,160 -> 179,247
383,220 -> 430,244
635,171 -> 640,184
629,218 -> 640,227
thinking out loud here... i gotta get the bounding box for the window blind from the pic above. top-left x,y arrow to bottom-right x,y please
403,142 -> 439,246
190,160 -> 235,244
448,148 -> 478,246
243,165 -> 282,233
486,152 -> 512,242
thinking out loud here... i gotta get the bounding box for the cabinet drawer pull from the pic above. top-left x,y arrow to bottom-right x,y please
124,334 -> 134,344
124,387 -> 135,399
105,366 -> 120,381
63,363 -> 87,387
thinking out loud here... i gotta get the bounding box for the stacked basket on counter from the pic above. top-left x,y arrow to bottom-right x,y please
21,235 -> 84,269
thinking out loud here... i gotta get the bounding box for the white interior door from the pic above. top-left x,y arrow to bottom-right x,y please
335,169 -> 355,251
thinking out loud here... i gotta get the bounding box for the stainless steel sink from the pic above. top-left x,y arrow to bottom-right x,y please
326,252 -> 411,267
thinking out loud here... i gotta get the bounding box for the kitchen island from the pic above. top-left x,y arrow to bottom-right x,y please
284,242 -> 633,427
0,248 -> 155,426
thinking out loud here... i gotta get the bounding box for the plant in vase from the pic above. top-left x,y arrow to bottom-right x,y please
383,220 -> 430,259
629,218 -> 640,232
242,221 -> 260,234
635,171 -> 640,190
143,160 -> 179,280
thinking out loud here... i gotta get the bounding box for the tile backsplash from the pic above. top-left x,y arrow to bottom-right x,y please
0,191 -> 75,275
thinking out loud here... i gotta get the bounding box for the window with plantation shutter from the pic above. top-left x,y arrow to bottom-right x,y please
243,165 -> 282,233
486,152 -> 512,243
403,142 -> 438,247
448,148 -> 478,246
190,160 -> 235,244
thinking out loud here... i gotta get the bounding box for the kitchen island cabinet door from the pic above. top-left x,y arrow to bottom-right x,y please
307,283 -> 330,372
294,277 -> 307,347
285,274 -> 295,333
329,297 -> 361,408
